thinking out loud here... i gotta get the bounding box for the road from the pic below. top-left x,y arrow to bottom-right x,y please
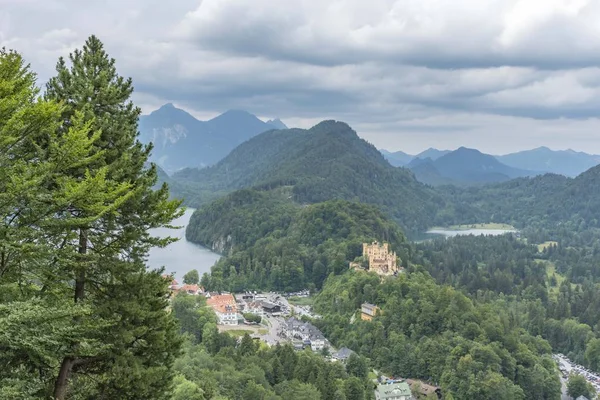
258,315 -> 285,346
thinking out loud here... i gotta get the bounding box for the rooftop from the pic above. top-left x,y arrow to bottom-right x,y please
376,381 -> 412,398
207,294 -> 236,311
333,347 -> 354,360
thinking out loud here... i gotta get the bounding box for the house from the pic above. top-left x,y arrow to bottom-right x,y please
361,303 -> 380,321
206,294 -> 238,325
332,347 -> 354,362
180,284 -> 200,295
245,301 -> 265,317
262,302 -> 281,314
375,381 -> 412,400
282,317 -> 328,351
406,379 -> 441,399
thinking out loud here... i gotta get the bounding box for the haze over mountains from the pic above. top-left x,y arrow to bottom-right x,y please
154,116 -> 600,238
139,103 -> 287,172
383,146 -> 600,180
141,104 -> 600,188
407,147 -> 536,186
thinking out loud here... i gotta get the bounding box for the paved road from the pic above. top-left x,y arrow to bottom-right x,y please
257,315 -> 285,346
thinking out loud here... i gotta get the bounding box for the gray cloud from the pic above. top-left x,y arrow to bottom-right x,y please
2,0 -> 600,154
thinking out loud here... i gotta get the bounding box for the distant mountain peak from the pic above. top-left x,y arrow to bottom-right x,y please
139,104 -> 286,173
266,118 -> 288,130
221,109 -> 253,116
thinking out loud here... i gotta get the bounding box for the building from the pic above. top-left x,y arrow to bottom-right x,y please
332,347 -> 354,362
406,379 -> 441,399
282,317 -> 328,351
350,241 -> 401,276
206,294 -> 238,325
262,302 -> 281,314
375,381 -> 413,400
180,284 -> 200,295
361,303 -> 380,321
244,301 -> 265,317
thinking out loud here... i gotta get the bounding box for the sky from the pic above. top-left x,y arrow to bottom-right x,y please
2,0 -> 600,154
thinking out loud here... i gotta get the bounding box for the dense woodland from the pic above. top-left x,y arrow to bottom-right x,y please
313,271 -> 560,400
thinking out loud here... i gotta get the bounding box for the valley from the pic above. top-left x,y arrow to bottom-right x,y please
4,6 -> 600,400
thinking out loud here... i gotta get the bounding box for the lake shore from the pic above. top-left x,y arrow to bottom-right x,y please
428,222 -> 516,231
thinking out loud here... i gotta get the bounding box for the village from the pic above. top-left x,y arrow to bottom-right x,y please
165,241 -> 437,399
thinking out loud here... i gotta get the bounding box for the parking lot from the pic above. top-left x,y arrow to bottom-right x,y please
554,353 -> 600,398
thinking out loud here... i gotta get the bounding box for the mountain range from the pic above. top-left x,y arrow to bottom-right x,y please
171,120 -> 451,233
139,103 -> 287,173
383,146 -> 600,178
158,118 -> 600,236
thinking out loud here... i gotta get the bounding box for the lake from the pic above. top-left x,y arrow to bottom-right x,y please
426,228 -> 517,238
146,208 -> 221,282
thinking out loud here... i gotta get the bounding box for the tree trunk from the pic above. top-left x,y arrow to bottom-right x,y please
54,228 -> 87,399
53,357 -> 74,400
75,228 -> 87,303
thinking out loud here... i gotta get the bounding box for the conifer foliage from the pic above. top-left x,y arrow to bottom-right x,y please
0,36 -> 182,399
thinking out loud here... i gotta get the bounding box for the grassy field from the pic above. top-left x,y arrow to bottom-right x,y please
222,329 -> 255,338
541,260 -> 568,299
537,241 -> 559,252
288,296 -> 314,306
430,223 -> 516,231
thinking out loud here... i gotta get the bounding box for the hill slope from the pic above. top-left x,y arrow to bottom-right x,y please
187,194 -> 408,291
441,164 -> 600,235
139,104 -> 284,172
174,121 -> 449,233
497,146 -> 600,177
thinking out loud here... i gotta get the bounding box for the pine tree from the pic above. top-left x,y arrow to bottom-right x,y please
0,48 -> 133,398
44,36 -> 183,399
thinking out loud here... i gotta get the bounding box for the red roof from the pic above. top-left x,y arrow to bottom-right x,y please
181,284 -> 199,293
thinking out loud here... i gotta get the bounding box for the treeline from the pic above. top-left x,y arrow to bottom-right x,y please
414,235 -> 547,298
171,293 -> 374,400
439,166 -> 600,232
191,193 -> 410,292
0,39 -> 182,398
312,270 -> 561,400
415,234 -> 600,372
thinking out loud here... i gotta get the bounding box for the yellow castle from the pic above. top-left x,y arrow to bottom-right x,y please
351,241 -> 400,276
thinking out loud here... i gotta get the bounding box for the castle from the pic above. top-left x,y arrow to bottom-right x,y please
350,241 -> 400,276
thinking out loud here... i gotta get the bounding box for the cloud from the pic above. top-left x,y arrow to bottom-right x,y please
176,0 -> 600,69
1,0 -> 600,154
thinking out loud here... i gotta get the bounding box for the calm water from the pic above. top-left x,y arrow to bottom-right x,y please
146,208 -> 221,282
426,228 -> 516,238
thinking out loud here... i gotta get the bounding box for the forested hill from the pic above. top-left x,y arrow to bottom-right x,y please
188,193 -> 409,291
443,164 -> 600,234
174,120 -> 451,233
